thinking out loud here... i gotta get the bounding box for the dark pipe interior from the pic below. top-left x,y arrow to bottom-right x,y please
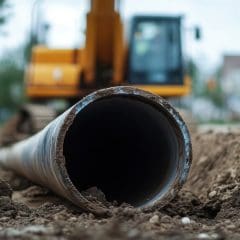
63,96 -> 179,206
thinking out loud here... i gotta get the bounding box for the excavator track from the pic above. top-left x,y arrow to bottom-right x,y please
0,104 -> 56,146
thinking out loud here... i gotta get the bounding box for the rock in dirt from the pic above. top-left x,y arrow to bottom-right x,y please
81,187 -> 111,207
197,233 -> 211,239
208,191 -> 217,199
181,217 -> 191,225
149,215 -> 159,224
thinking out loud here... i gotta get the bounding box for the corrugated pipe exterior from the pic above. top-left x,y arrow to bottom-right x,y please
0,87 -> 192,215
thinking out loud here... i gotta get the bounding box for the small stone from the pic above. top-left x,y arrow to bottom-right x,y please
35,218 -> 48,225
161,215 -> 172,223
201,224 -> 209,230
4,228 -> 21,237
181,217 -> 191,225
227,224 -> 236,230
209,191 -> 217,199
190,219 -> 197,224
127,229 -> 139,238
18,211 -> 29,217
149,215 -> 159,224
198,233 -> 210,239
82,187 -> 107,204
224,219 -> 231,224
211,233 -> 220,239
22,225 -> 48,234
69,217 -> 77,222
0,217 -> 10,222
88,213 -> 95,220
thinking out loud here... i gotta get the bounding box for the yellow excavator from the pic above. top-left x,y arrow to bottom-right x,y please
1,0 -> 198,145
26,0 -> 192,101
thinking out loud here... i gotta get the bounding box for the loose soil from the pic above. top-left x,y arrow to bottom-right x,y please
0,131 -> 240,239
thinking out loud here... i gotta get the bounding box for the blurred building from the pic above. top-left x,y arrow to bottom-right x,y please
222,55 -> 240,91
222,55 -> 240,118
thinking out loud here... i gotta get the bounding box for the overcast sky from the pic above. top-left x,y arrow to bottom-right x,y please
0,0 -> 240,71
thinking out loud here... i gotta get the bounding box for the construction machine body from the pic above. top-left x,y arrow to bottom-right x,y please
26,0 -> 191,102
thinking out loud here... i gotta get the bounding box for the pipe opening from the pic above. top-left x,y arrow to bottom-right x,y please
63,96 -> 180,207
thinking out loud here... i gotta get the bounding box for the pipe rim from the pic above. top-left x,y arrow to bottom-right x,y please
55,86 -> 192,214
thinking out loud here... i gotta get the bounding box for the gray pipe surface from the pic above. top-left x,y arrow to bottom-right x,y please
0,87 -> 192,215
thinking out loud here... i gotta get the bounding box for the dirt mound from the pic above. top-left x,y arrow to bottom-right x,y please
187,132 -> 240,198
0,132 -> 240,239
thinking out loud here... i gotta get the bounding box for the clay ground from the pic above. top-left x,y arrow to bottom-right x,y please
1,129 -> 240,239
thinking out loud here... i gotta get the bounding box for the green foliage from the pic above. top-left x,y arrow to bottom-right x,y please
24,36 -> 36,63
187,59 -> 225,107
187,59 -> 203,96
202,79 -> 224,108
200,65 -> 224,108
0,53 -> 25,111
0,0 -> 9,31
0,0 -> 42,116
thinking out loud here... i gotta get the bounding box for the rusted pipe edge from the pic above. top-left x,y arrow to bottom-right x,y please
55,87 -> 192,214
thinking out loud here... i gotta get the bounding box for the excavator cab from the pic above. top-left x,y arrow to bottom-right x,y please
128,15 -> 191,97
128,16 -> 183,86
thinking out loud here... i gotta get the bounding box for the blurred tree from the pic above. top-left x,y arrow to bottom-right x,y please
0,0 -> 49,121
0,0 -> 9,34
0,1 -> 26,122
187,59 -> 202,96
201,66 -> 225,108
187,59 -> 224,109
0,50 -> 25,111
24,37 -> 35,63
209,66 -> 224,107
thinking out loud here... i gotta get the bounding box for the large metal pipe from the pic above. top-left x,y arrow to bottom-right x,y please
0,87 -> 191,215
